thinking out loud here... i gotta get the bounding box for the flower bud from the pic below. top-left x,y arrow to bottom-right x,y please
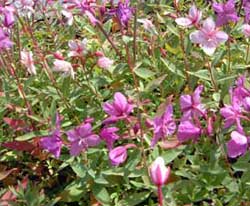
109,146 -> 127,166
149,157 -> 171,186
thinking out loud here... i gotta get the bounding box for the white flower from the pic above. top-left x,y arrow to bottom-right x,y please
53,59 -> 75,79
21,50 -> 36,75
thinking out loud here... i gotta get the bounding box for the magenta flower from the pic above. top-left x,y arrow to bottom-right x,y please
40,113 -> 62,158
149,157 -> 171,186
234,75 -> 250,101
103,92 -> 134,124
151,105 -> 176,147
212,0 -> 239,26
243,0 -> 250,23
109,0 -> 134,27
1,6 -> 15,28
177,121 -> 201,142
220,89 -> 244,133
180,85 -> 206,120
190,17 -> 228,55
100,127 -> 120,150
227,131 -> 248,158
0,28 -> 13,50
109,146 -> 127,166
66,122 -> 100,156
175,5 -> 202,27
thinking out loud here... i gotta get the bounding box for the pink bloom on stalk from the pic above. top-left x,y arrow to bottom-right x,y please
109,146 -> 127,166
180,85 -> 206,120
66,122 -> 101,156
53,59 -> 75,79
138,19 -> 157,34
14,0 -> 34,15
227,131 -> 248,158
177,120 -> 201,142
103,92 -> 134,124
243,97 -> 250,111
212,0 -> 239,26
1,6 -> 15,28
97,56 -> 114,69
100,127 -> 120,150
21,50 -> 36,75
149,156 -> 171,186
40,113 -> 62,158
190,17 -> 228,56
242,24 -> 250,37
68,38 -> 87,57
234,75 -> 250,101
220,89 -> 244,133
0,28 -> 13,50
62,9 -> 74,26
175,5 -> 202,27
151,105 -> 176,147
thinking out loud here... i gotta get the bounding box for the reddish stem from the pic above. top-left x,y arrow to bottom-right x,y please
157,186 -> 163,206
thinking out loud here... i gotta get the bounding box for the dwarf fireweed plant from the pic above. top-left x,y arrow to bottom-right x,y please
2,0 -> 250,205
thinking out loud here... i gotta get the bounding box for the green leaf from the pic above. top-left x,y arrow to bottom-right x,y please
187,70 -> 211,81
92,183 -> 110,204
134,67 -> 155,79
59,180 -> 86,202
160,58 -> 185,78
161,145 -> 186,164
117,191 -> 150,206
16,130 -> 50,141
71,162 -> 87,178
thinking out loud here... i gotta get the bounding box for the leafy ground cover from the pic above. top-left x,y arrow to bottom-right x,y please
1,0 -> 250,205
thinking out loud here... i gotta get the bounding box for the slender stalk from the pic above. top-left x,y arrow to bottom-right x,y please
207,59 -> 218,92
133,7 -> 137,64
227,40 -> 231,73
157,186 -> 163,206
246,43 -> 250,64
96,22 -> 123,59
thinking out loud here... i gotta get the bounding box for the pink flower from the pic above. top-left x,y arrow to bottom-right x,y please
53,59 -> 75,79
97,56 -> 114,69
212,0 -> 239,27
177,121 -> 201,142
151,105 -> 176,147
149,157 -> 171,186
100,127 -> 120,150
21,50 -> 36,75
62,9 -> 74,26
180,85 -> 206,120
175,5 -> 202,27
227,131 -> 248,158
66,122 -> 100,156
242,24 -> 250,37
103,92 -> 134,124
2,6 -> 15,28
190,17 -> 228,55
0,28 -> 13,50
109,146 -> 127,166
220,89 -> 244,133
68,39 -> 87,57
40,113 -> 62,158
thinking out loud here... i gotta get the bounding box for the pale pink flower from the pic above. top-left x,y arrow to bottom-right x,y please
149,157 -> 171,186
242,24 -> 250,37
138,19 -> 157,34
175,5 -> 202,27
62,9 -> 74,26
97,56 -> 114,69
21,50 -> 36,75
68,38 -> 87,57
190,17 -> 228,56
53,59 -> 75,79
